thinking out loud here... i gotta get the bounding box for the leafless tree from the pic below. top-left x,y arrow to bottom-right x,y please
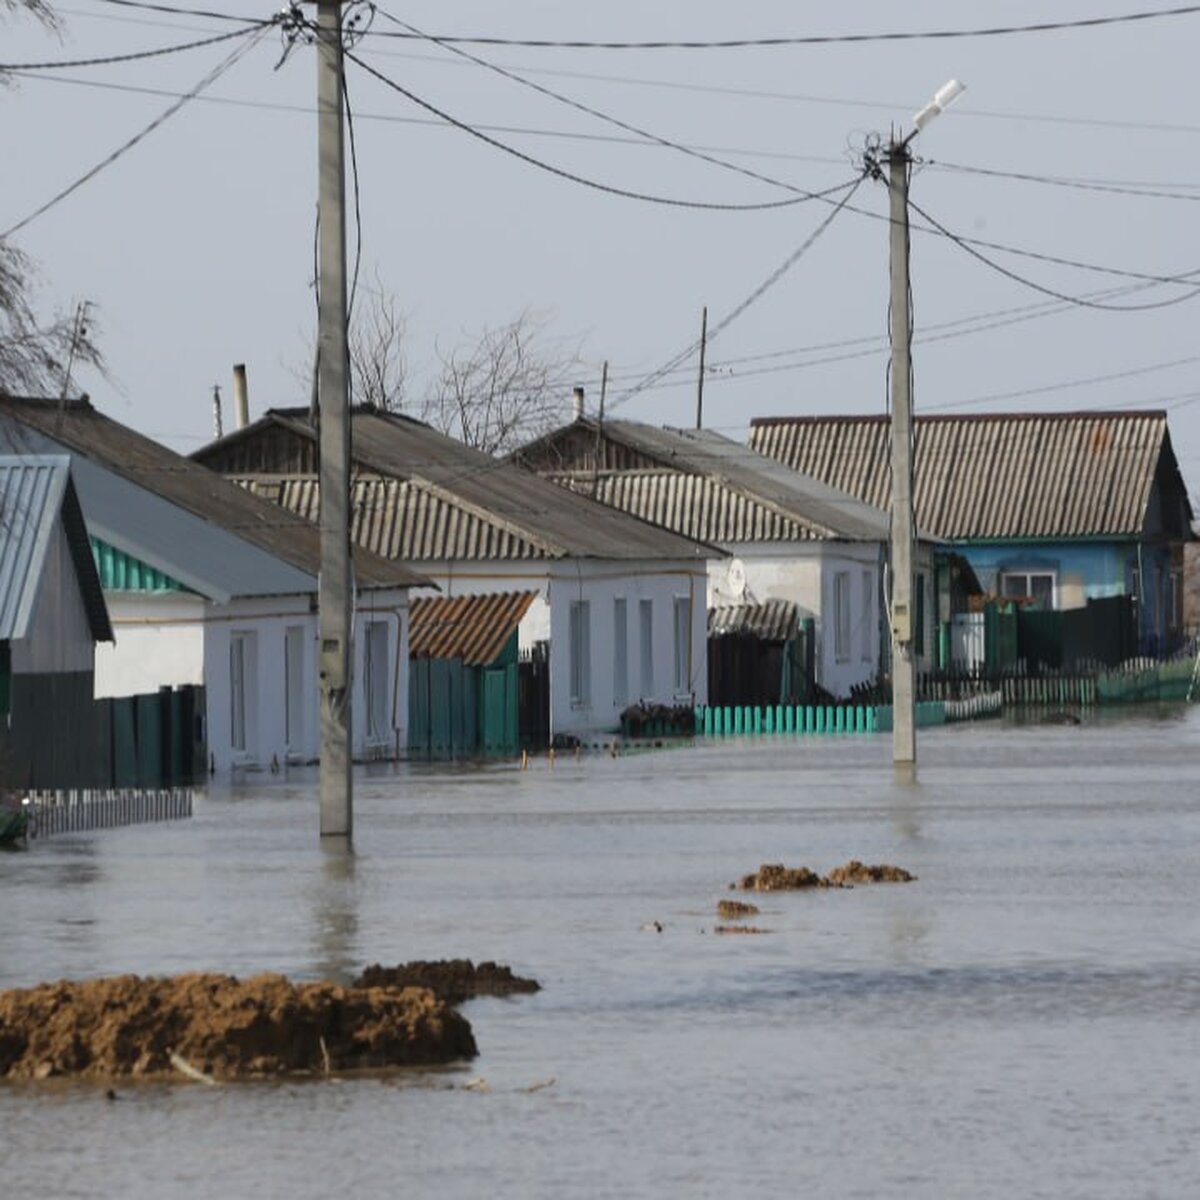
349,285 -> 408,413
426,310 -> 582,455
1,2 -> 103,397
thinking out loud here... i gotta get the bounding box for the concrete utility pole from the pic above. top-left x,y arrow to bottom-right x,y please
695,305 -> 708,430
315,0 -> 353,838
887,138 -> 916,767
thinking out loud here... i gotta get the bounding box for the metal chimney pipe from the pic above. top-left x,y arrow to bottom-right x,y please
572,386 -> 585,421
212,384 -> 223,440
233,363 -> 250,430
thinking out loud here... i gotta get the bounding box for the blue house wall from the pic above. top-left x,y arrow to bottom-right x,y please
956,539 -> 1175,653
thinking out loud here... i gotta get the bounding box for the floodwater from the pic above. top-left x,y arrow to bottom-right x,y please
3,708 -> 1200,1198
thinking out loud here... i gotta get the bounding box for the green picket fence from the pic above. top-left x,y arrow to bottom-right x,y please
693,700 -> 955,737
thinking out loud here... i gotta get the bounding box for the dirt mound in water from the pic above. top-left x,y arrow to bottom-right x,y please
0,972 -> 476,1082
734,861 -> 917,891
824,860 -> 917,885
717,899 -> 760,918
353,960 -> 540,1006
735,864 -> 825,891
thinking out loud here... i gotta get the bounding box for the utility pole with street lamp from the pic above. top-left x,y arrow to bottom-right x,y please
315,0 -> 353,839
880,79 -> 965,770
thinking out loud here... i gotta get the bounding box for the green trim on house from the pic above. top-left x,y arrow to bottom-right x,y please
90,537 -> 188,593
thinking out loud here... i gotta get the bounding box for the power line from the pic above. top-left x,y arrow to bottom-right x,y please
905,195 -> 1200,312
343,47 -> 853,212
924,159 -> 1200,202
61,4 -> 1200,140
371,7 -> 848,206
360,5 -> 1200,49
94,0 -> 256,23
2,24 -> 269,239
924,353 -> 1200,412
609,174 -> 866,413
0,23 -> 266,71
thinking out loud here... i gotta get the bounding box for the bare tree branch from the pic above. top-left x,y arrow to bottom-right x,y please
427,309 -> 582,454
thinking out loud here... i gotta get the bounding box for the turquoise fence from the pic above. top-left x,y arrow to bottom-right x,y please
692,700 -> 959,738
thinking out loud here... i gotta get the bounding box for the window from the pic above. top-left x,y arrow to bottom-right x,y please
673,595 -> 692,694
569,600 -> 591,707
284,625 -> 305,750
364,620 -> 390,740
613,598 -> 628,706
639,599 -> 654,695
1000,570 -> 1056,610
229,631 -> 256,755
833,571 -> 851,662
915,572 -> 926,658
861,569 -> 874,662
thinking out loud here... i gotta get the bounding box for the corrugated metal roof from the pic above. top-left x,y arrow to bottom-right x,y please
0,455 -> 112,643
0,397 -> 429,593
519,419 -> 893,543
196,409 -> 717,563
243,478 -> 548,561
749,411 -> 1188,540
708,599 -> 800,642
545,470 -> 821,543
409,591 -> 536,664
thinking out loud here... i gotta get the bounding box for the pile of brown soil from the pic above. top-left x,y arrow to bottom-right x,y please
716,899 -> 760,919
0,972 -> 476,1082
353,960 -> 540,1006
734,861 -> 917,891
824,860 -> 917,885
735,864 -> 825,891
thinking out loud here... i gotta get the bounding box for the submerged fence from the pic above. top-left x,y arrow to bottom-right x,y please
25,788 -> 193,838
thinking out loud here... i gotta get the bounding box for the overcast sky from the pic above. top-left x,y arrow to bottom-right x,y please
3,1 -> 1199,495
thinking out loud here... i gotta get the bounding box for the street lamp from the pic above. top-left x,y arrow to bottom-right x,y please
884,79 -> 965,770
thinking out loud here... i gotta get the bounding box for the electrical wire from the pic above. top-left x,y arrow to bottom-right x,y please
923,353 -> 1200,412
2,24 -> 271,240
0,23 -> 268,71
924,159 -> 1200,203
371,7 -> 849,206
343,47 -> 855,212
94,0 -> 258,23
609,173 -> 867,414
359,4 -> 1200,49
906,195 -> 1200,312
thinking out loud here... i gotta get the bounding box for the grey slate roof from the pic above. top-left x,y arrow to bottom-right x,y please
749,411 -> 1195,541
0,455 -> 112,643
518,419 -> 893,543
0,397 -> 429,597
196,409 -> 716,563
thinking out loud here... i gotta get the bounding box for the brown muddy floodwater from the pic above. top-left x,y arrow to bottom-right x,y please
3,707 -> 1200,1198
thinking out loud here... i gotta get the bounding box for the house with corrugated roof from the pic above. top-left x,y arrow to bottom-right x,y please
0,397 -> 431,773
191,407 -> 716,742
749,411 -> 1196,656
514,418 -> 939,698
0,455 -> 113,790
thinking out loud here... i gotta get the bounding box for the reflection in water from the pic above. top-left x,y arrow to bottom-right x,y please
311,839 -> 360,984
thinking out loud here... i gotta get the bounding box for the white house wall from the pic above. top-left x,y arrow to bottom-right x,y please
95,592 -> 207,696
203,590 -> 410,773
96,588 -> 408,774
413,558 -> 709,738
10,518 -> 97,676
708,542 -> 882,698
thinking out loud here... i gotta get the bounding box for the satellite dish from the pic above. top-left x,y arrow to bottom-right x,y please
726,559 -> 747,601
